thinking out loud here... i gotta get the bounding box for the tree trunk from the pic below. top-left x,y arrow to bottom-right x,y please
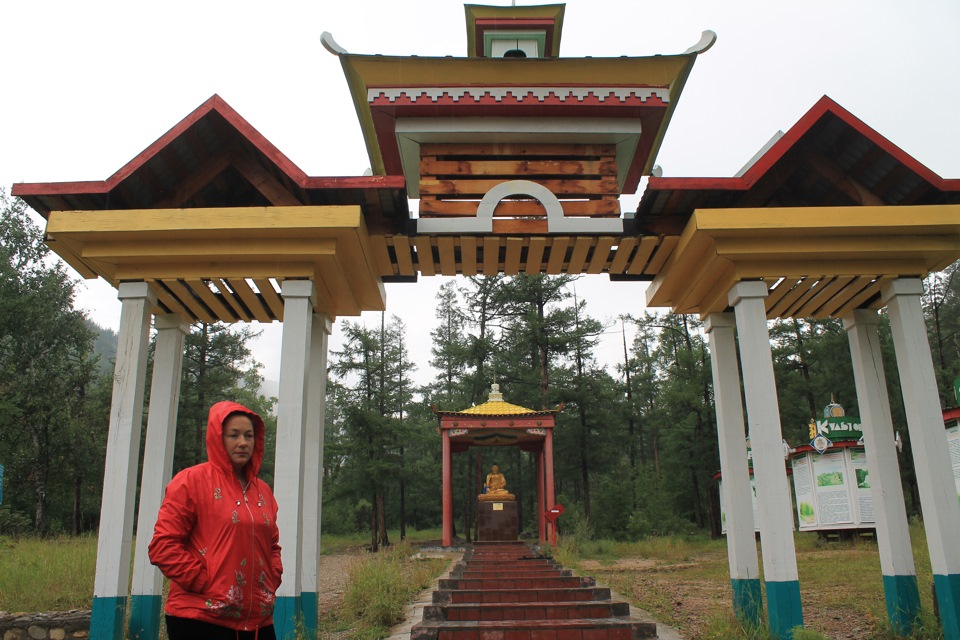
370,489 -> 379,552
72,473 -> 83,535
377,491 -> 389,547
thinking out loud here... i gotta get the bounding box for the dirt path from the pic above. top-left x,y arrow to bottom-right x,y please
317,554 -> 355,616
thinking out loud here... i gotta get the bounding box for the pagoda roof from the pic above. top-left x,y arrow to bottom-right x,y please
634,95 -> 960,234
322,31 -> 714,196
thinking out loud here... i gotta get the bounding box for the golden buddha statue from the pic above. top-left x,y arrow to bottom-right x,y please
478,464 -> 515,501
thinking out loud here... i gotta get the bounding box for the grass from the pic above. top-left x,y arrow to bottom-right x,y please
328,542 -> 449,640
563,520 -> 944,640
0,534 -> 97,611
0,523 -> 948,639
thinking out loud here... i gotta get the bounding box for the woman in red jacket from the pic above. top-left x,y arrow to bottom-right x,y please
149,401 -> 282,640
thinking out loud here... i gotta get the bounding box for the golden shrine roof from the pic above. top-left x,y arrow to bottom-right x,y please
459,400 -> 538,416
433,384 -> 562,418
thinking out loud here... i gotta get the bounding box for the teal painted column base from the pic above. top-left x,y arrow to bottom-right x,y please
91,596 -> 127,640
765,580 -> 803,639
881,574 -> 920,636
934,573 -> 960,640
274,595 -> 303,640
731,578 -> 763,624
301,591 -> 319,638
128,594 -> 163,640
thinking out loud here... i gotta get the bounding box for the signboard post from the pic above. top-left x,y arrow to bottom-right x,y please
545,503 -> 565,548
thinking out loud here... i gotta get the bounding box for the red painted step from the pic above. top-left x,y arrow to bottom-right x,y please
412,543 -> 655,640
423,600 -> 631,621
411,618 -> 657,640
433,587 -> 612,605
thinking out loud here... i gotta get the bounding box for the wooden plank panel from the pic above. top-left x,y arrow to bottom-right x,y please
492,219 -> 548,234
151,280 -> 196,322
415,237 -> 436,276
460,236 -> 478,276
764,277 -> 800,314
420,143 -> 616,157
186,279 -> 238,322
842,276 -> 893,314
546,237 -> 570,274
626,236 -> 660,275
227,278 -> 272,323
420,199 -> 620,217
526,237 -> 546,273
162,278 -> 216,323
419,177 -> 620,197
769,277 -> 819,318
421,159 -> 617,176
504,238 -> 524,275
643,236 -> 679,275
815,275 -> 876,318
587,237 -> 615,274
215,279 -> 253,322
608,237 -> 638,274
783,277 -> 831,317
392,236 -> 416,276
254,278 -> 285,321
482,237 -> 500,274
796,276 -> 854,318
369,235 -> 396,277
567,237 -> 592,274
437,237 -> 457,276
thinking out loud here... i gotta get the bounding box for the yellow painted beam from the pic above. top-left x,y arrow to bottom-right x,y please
80,238 -> 339,260
713,235 -> 960,260
112,262 -> 317,281
693,205 -> 960,235
46,206 -> 363,235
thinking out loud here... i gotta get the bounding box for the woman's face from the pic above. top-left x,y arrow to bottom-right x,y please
222,414 -> 255,473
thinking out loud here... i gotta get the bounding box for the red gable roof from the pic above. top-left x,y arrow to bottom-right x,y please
633,95 -> 960,235
13,95 -> 408,233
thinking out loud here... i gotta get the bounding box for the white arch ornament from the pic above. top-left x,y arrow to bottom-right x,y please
416,180 -> 623,234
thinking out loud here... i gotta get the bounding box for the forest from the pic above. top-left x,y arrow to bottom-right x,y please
2,189 -> 959,545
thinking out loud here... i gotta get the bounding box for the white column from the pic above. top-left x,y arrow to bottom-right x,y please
704,313 -> 761,623
728,281 -> 803,636
883,278 -> 960,639
128,314 -> 189,640
843,309 -> 920,632
300,313 -> 331,637
91,282 -> 156,640
273,280 -> 316,640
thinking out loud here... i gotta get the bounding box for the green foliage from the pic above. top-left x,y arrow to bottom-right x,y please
0,190 -> 103,534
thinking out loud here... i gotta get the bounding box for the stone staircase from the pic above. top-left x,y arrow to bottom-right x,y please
411,541 -> 657,640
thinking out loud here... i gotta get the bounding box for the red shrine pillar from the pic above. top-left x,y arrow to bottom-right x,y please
441,429 -> 453,546
537,447 -> 546,542
544,429 -> 556,539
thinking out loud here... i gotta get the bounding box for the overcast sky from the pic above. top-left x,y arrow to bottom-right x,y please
3,0 -> 958,389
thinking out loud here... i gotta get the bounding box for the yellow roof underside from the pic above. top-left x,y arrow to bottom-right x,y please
44,205 -> 386,320
646,204 -> 960,318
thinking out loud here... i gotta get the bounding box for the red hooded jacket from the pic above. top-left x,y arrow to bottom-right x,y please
149,401 -> 282,631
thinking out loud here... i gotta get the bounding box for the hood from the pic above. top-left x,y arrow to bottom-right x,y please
206,400 -> 266,481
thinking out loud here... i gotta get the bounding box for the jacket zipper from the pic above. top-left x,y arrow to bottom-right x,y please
240,477 -> 257,631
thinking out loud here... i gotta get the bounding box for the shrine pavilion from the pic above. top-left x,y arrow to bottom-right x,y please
11,2 -> 960,639
433,383 -> 561,546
